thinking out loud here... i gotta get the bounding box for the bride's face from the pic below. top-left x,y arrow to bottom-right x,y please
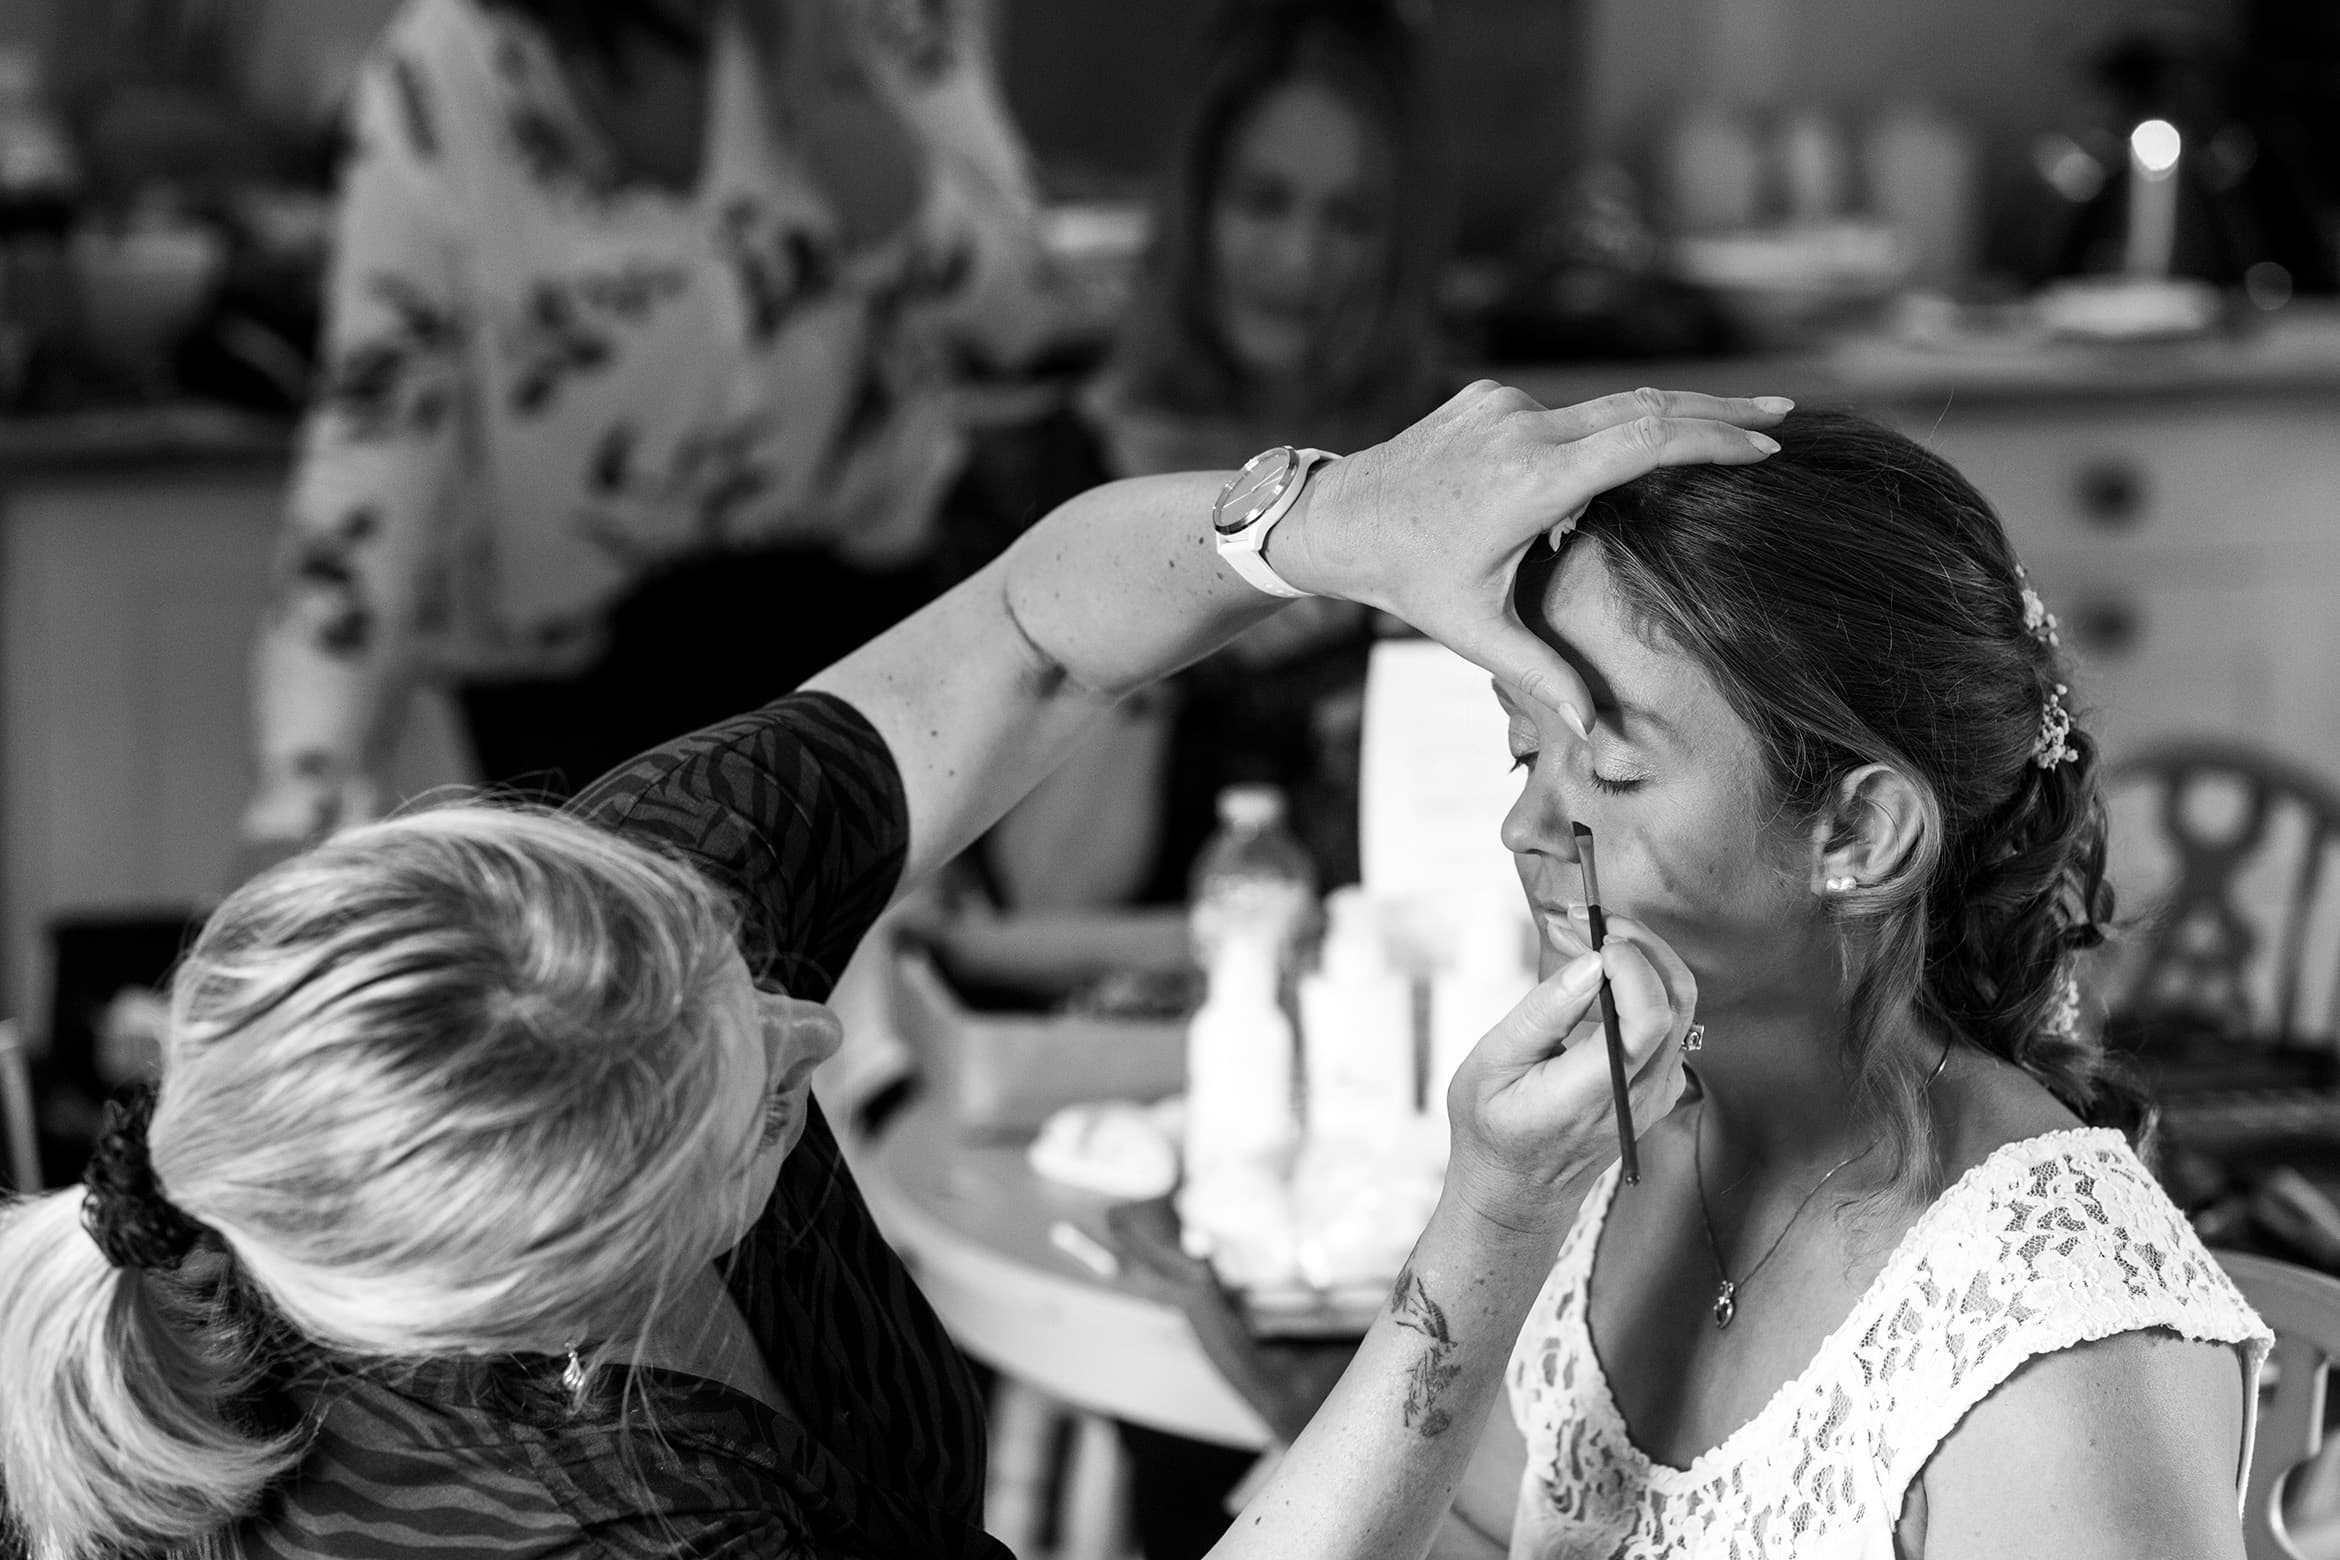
1495,542 -> 1833,1006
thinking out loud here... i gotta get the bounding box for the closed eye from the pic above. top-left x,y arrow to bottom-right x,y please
1512,748 -> 1645,796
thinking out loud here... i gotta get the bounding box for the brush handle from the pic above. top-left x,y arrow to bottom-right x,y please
1583,902 -> 1640,1185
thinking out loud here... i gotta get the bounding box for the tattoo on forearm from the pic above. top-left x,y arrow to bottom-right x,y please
1390,1266 -> 1462,1437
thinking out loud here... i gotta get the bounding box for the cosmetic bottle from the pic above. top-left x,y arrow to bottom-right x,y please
1298,888 -> 1414,1143
1429,898 -> 1538,1112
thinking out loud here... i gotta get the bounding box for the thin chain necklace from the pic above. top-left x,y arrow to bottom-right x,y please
1690,1038 -> 1953,1330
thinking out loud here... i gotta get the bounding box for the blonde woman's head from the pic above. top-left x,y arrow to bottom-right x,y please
0,802 -> 801,1559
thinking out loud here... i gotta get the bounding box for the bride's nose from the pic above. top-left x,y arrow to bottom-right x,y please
1499,779 -> 1583,863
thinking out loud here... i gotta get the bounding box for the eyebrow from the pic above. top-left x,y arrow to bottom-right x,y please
1491,678 -> 1676,743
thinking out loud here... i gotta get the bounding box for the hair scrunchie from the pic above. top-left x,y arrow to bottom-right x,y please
81,1082 -> 207,1271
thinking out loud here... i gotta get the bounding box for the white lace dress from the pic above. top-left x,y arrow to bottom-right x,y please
1505,1127 -> 2272,1559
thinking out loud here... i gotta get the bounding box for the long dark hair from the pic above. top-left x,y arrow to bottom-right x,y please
1568,409 -> 2146,1191
1108,0 -> 1444,442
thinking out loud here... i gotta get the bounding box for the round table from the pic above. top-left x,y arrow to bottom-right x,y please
853,1094 -> 1272,1448
853,1096 -> 1276,1560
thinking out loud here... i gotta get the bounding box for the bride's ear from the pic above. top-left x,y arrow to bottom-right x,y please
1806,764 -> 1929,897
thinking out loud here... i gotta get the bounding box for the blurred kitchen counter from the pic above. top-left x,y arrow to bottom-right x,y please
0,437 -> 289,1030
11,301 -> 2340,483
1493,300 -> 2340,412
0,402 -> 294,480
0,428 -> 468,1035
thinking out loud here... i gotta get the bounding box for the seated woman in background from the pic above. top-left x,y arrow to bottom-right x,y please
1442,409 -> 2269,1559
970,0 -> 1447,907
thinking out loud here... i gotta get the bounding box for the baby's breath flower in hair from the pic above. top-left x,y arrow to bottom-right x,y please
2033,683 -> 2077,768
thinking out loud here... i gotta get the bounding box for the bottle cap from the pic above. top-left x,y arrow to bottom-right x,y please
1216,784 -> 1286,829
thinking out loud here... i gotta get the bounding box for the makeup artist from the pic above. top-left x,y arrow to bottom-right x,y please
240,0 -> 1060,855
0,384 -> 1780,1559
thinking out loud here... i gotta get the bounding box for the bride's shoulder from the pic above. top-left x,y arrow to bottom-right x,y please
1888,1062 -> 2243,1332
1885,1054 -> 2222,1304
1860,1071 -> 2262,1465
1926,1047 -> 2093,1189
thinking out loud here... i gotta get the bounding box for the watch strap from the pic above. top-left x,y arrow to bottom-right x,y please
1217,447 -> 1337,599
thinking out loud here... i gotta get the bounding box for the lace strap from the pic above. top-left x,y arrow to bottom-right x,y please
1505,1160 -> 1623,1429
1865,1134 -> 2273,1510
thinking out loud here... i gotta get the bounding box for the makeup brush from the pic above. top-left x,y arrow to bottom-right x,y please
1571,821 -> 1640,1185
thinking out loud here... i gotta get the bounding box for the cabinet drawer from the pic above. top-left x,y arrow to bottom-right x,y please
2036,570 -> 2339,774
2053,578 -> 2273,754
1890,400 -> 2340,565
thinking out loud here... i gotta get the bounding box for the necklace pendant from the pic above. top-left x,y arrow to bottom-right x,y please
1712,1280 -> 1737,1329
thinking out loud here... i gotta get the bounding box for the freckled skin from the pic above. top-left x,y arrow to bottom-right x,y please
1495,543 -> 1838,1020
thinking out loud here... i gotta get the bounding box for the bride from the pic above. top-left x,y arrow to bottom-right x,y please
1442,408 -> 2269,1559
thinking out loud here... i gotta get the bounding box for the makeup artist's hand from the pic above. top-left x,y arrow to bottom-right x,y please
1442,932 -> 1694,1239
1268,383 -> 1788,733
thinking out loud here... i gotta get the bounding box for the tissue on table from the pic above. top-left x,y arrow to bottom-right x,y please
1027,1098 -> 1182,1200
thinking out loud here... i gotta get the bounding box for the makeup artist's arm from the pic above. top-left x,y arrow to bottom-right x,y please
1433,1402 -> 1530,1558
808,384 -> 1787,894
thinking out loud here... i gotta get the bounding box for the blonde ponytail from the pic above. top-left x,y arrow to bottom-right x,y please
2,800 -> 758,1556
0,1191 -> 301,1560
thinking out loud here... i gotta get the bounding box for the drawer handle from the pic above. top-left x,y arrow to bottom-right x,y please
2070,596 -> 2142,655
2074,458 -> 2148,529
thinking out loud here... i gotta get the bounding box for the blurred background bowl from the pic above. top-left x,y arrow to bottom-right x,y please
1671,219 -> 1910,349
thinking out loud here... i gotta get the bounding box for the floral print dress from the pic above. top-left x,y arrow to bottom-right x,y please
247,0 -> 1052,843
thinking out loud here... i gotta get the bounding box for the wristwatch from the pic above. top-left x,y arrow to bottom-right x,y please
1211,446 -> 1339,599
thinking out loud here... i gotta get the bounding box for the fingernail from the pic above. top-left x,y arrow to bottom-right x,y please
1558,952 -> 1603,997
1558,703 -> 1591,742
1753,396 -> 1795,414
1746,431 -> 1781,454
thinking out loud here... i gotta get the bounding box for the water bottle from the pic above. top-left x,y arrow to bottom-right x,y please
1187,783 -> 1316,975
1179,785 -> 1315,1250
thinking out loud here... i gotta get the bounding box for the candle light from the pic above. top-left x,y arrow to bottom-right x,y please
2123,118 -> 2182,278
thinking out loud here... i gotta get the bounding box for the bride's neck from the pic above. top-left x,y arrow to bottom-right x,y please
1686,991 -> 1926,1174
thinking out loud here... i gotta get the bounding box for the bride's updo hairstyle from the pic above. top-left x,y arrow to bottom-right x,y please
1566,407 -> 2143,1190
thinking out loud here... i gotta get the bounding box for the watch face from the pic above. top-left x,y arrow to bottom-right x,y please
1213,447 -> 1296,536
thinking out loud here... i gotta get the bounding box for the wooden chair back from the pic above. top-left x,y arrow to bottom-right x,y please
2104,742 -> 2340,1052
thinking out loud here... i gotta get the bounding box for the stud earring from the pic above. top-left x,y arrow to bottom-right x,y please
1824,875 -> 1858,893
1680,1022 -> 1706,1054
